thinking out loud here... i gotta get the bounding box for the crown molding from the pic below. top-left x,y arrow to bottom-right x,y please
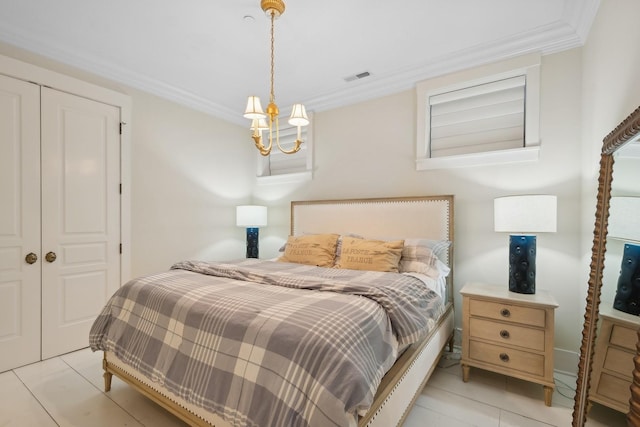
0,0 -> 599,124
0,22 -> 242,124
563,0 -> 600,44
305,13 -> 596,112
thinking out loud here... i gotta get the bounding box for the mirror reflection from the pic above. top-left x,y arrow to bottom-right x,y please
603,141 -> 640,309
587,138 -> 640,419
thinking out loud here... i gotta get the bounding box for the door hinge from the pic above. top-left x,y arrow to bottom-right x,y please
119,244 -> 122,254
119,122 -> 126,135
119,183 -> 122,194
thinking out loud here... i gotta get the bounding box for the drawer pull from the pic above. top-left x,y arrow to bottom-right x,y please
499,353 -> 510,362
500,329 -> 510,339
500,308 -> 511,317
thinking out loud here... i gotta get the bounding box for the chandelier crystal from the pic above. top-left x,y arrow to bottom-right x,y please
243,0 -> 309,156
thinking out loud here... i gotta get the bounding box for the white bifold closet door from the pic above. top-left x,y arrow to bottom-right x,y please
40,87 -> 121,359
0,74 -> 41,372
0,76 -> 121,371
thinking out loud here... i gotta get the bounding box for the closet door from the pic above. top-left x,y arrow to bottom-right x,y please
0,75 -> 41,372
40,87 -> 121,359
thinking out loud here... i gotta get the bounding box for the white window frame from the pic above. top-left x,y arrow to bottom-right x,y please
257,111 -> 313,185
416,53 -> 541,170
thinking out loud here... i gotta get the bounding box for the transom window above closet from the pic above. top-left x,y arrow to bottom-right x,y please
257,112 -> 313,184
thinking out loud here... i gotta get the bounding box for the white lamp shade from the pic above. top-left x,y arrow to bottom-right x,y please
236,205 -> 267,227
608,197 -> 640,242
244,96 -> 266,119
494,195 -> 557,233
288,103 -> 309,127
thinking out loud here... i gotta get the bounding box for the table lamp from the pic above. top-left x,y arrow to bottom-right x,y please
494,195 -> 557,294
236,205 -> 267,259
608,197 -> 640,315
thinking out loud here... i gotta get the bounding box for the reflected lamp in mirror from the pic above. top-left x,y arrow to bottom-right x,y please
608,197 -> 640,315
494,195 -> 557,294
236,205 -> 267,259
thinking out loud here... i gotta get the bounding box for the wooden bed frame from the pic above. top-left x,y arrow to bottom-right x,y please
101,195 -> 455,427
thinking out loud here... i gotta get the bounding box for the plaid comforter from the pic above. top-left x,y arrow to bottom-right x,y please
89,259 -> 444,427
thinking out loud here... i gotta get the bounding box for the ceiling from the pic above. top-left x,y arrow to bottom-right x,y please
0,0 -> 599,125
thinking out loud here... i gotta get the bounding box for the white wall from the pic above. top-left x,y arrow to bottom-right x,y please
0,41 -> 256,278
255,50 -> 585,371
580,0 -> 640,279
257,0 -> 640,372
2,0 -> 639,375
579,0 -> 640,362
129,91 -> 254,276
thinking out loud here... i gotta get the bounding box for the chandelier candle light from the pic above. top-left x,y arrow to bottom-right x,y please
244,0 -> 309,156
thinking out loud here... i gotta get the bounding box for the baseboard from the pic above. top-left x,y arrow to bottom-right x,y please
554,348 -> 579,376
453,327 -> 462,347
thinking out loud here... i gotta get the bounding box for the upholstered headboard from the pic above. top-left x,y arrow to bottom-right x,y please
290,195 -> 455,302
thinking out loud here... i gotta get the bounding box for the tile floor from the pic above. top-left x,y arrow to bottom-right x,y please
0,347 -> 628,426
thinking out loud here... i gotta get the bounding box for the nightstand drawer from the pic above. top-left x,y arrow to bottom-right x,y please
596,373 -> 632,406
469,317 -> 545,351
469,340 -> 545,377
469,299 -> 545,328
588,307 -> 640,414
610,324 -> 637,351
604,346 -> 635,377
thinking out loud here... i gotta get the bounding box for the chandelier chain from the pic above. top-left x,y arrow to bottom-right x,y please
244,0 -> 306,157
270,11 -> 275,105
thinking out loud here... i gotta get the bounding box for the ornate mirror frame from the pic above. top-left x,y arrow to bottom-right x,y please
572,105 -> 640,426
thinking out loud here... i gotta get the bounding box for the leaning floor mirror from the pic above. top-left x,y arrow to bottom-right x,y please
573,105 -> 640,426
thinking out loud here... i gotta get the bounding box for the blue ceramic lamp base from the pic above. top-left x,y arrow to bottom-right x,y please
509,235 -> 536,294
613,243 -> 640,315
246,227 -> 259,259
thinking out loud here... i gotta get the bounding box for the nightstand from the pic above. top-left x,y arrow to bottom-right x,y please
460,282 -> 559,406
588,304 -> 640,414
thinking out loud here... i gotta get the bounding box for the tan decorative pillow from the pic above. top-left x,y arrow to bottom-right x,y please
334,233 -> 364,265
278,234 -> 339,267
337,237 -> 404,272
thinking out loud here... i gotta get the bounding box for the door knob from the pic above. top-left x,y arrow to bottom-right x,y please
45,251 -> 57,263
25,252 -> 38,264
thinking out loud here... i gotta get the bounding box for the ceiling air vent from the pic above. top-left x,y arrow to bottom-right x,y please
344,71 -> 371,82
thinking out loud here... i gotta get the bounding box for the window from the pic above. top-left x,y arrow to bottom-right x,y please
430,75 -> 525,157
416,53 -> 540,170
257,112 -> 313,184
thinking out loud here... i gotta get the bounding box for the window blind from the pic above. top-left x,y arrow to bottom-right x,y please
266,122 -> 308,176
429,75 -> 525,158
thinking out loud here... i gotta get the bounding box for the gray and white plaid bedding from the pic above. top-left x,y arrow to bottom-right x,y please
90,259 -> 445,427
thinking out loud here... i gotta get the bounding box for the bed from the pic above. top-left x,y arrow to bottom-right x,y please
90,195 -> 455,427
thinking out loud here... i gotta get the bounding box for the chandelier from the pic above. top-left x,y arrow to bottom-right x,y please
243,0 -> 309,156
